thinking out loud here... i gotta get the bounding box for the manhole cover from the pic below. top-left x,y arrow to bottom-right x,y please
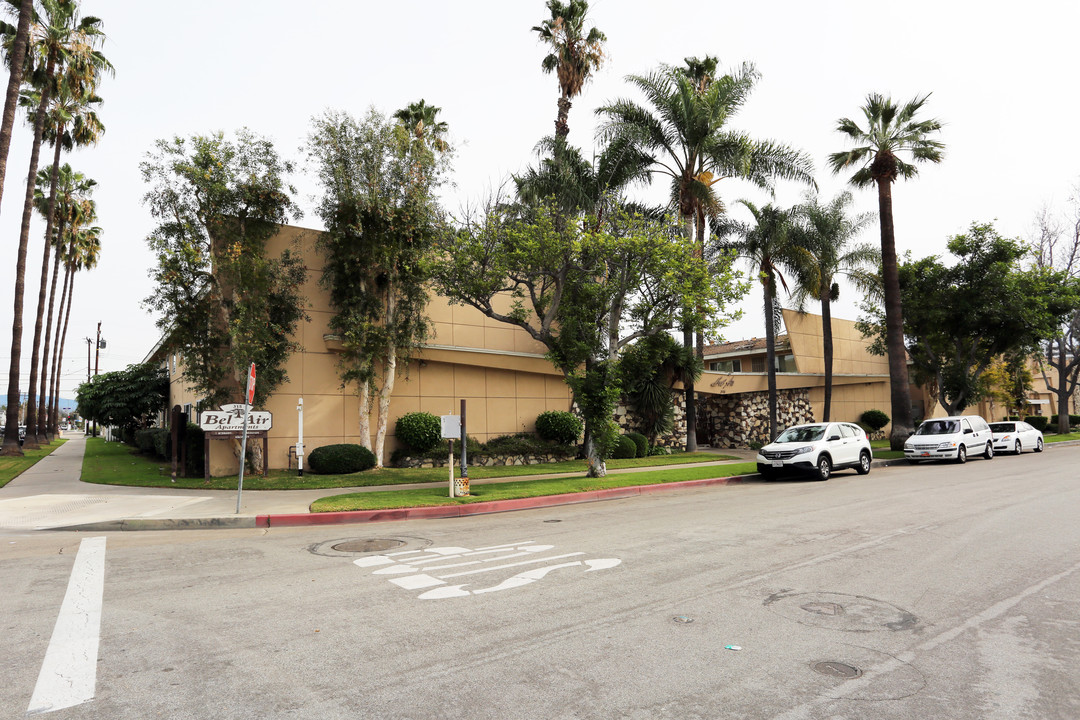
308,536 -> 430,558
813,661 -> 862,678
764,591 -> 918,633
333,538 -> 406,553
802,602 -> 844,616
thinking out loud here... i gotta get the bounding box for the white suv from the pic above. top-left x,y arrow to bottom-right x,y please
756,422 -> 873,481
904,415 -> 994,464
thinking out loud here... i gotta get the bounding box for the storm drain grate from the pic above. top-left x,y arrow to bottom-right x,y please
813,661 -> 862,679
332,538 -> 406,553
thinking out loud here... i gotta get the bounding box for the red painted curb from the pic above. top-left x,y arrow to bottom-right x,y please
257,473 -> 753,528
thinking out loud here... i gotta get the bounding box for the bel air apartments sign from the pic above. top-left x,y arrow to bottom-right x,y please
199,403 -> 273,434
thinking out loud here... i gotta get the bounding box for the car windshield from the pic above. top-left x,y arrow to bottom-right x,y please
989,423 -> 1015,432
775,426 -> 826,443
916,420 -> 959,435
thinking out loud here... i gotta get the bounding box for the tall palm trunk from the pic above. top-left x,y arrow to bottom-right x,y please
682,215 -> 697,452
876,179 -> 915,449
37,225 -> 65,440
2,70 -> 54,456
764,284 -> 778,441
47,261 -> 71,436
820,290 -> 833,422
25,139 -> 65,446
0,0 -> 32,214
52,266 -> 76,434
555,96 -> 571,139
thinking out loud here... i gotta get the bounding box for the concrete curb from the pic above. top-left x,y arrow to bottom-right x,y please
52,516 -> 259,532
257,473 -> 759,528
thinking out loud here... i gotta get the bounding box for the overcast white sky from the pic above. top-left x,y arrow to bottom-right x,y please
2,0 -> 1079,400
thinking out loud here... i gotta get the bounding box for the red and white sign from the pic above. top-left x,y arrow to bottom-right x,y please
245,363 -> 256,404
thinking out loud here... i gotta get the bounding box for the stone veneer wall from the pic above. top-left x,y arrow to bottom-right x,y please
615,394 -> 687,449
698,389 -> 814,448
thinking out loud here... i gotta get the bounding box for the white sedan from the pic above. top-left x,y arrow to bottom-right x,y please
989,421 -> 1044,454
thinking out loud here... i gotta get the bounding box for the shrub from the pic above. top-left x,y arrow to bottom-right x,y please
484,433 -> 545,456
611,435 -> 637,459
859,409 -> 890,432
626,432 -> 648,458
1047,414 -> 1080,427
151,429 -> 171,460
535,410 -> 583,446
647,445 -> 671,456
395,412 -> 442,453
309,444 -> 377,474
134,428 -> 157,455
1026,416 -> 1049,432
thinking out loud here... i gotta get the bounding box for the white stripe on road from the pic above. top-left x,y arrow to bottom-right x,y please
27,536 -> 106,715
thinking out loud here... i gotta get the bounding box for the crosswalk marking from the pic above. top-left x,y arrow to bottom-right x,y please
27,536 -> 106,715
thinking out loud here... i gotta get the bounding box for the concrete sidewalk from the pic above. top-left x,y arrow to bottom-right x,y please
0,434 -> 763,532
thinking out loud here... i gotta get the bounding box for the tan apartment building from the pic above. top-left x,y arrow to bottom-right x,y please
147,223 -> 1065,474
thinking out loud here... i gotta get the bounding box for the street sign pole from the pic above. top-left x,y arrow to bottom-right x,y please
236,364 -> 256,514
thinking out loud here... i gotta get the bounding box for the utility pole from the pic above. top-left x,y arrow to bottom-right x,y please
90,322 -> 104,437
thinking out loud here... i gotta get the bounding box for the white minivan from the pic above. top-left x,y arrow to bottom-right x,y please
904,415 -> 994,464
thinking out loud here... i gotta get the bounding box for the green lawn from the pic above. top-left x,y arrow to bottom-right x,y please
0,438 -> 66,487
311,462 -> 760,512
80,438 -> 738,490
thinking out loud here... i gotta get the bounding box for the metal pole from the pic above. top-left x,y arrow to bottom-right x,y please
296,397 -> 304,477
236,403 -> 250,514
459,399 -> 468,496
448,439 -> 455,497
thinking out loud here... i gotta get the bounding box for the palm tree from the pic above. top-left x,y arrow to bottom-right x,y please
719,201 -> 803,441
789,191 -> 878,421
25,80 -> 103,445
828,93 -> 944,449
1,0 -> 110,455
598,58 -> 813,450
532,0 -> 605,140
36,164 -> 95,439
0,0 -> 33,214
393,99 -> 448,149
50,206 -> 101,435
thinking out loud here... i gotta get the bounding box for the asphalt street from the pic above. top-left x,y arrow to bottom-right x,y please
2,446 -> 1078,719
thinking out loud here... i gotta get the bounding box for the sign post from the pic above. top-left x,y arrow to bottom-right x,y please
458,399 -> 469,497
236,363 -> 256,514
296,397 -> 304,477
441,414 -> 461,498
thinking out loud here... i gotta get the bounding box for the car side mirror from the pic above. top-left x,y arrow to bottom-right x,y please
963,428 -> 972,434
828,434 -> 841,441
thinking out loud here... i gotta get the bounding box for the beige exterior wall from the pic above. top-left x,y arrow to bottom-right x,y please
158,224 -> 571,475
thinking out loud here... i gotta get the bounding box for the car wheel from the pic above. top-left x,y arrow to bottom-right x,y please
816,455 -> 831,481
1035,438 -> 1044,453
1014,440 -> 1022,454
956,445 -> 967,464
759,467 -> 775,480
983,442 -> 993,460
856,450 -> 871,475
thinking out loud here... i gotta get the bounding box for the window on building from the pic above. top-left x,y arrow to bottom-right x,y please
709,359 -> 742,372
751,357 -> 766,373
776,354 -> 796,373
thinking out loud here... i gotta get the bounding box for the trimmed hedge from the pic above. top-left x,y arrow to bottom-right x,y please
859,409 -> 890,432
626,432 -> 648,458
535,411 -> 583,446
395,412 -> 442,453
309,444 -> 377,474
1026,416 -> 1049,432
1048,414 -> 1080,426
612,435 -> 637,459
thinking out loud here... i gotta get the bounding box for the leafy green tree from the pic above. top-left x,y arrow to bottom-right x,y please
1030,199 -> 1080,433
789,191 -> 878,421
619,333 -> 700,446
306,107 -> 450,466
983,352 -> 1034,419
598,57 -> 813,449
828,93 -> 944,448
141,130 -> 307,416
433,201 -> 735,476
2,0 -> 110,456
393,99 -> 448,150
532,0 -> 605,140
75,363 -> 168,435
863,222 -> 1080,415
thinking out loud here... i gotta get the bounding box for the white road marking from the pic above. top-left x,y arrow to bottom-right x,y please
437,552 -> 586,578
27,536 -> 106,715
390,574 -> 446,590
